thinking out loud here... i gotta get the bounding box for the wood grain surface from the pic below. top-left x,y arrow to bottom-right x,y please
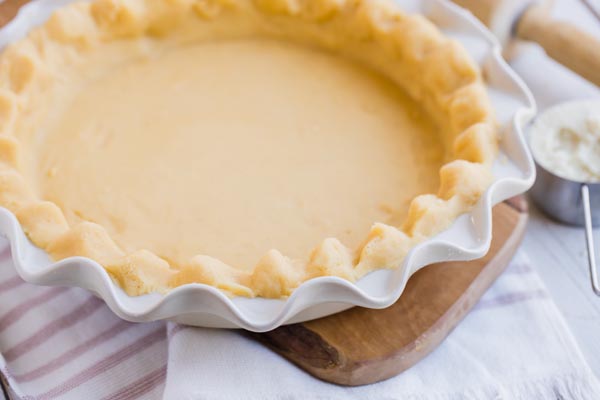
250,199 -> 528,386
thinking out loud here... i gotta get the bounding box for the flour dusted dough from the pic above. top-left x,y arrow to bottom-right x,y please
0,0 -> 496,298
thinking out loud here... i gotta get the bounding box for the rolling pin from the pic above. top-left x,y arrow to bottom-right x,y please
452,0 -> 600,87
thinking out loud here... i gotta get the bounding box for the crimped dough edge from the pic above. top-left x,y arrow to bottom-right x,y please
0,0 -> 497,298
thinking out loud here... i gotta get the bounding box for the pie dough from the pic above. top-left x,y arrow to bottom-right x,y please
0,0 -> 497,298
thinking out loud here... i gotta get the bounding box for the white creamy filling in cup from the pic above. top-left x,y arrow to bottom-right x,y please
529,100 -> 600,295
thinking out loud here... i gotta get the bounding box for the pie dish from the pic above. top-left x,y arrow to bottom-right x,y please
0,0 -> 535,330
0,0 -> 497,299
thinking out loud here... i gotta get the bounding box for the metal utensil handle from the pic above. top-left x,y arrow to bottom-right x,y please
582,184 -> 600,296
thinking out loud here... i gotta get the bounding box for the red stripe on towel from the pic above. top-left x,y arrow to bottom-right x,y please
35,326 -> 165,400
3,296 -> 103,362
0,287 -> 66,333
101,364 -> 167,400
475,290 -> 548,310
0,275 -> 23,294
14,319 -> 136,382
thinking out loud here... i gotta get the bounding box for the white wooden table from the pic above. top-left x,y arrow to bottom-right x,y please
525,205 -> 600,376
508,0 -> 600,378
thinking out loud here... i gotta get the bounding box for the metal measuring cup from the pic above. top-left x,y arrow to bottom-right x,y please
529,101 -> 600,296
531,163 -> 600,295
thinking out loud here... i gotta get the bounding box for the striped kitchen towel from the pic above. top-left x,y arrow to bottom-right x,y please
0,238 -> 167,400
1,237 -> 600,399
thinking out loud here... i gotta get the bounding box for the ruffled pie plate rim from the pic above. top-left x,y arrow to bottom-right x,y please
0,0 -> 536,331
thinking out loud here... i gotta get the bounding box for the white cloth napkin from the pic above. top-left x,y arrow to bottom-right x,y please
162,251 -> 600,400
2,1 -> 600,399
3,238 -> 599,400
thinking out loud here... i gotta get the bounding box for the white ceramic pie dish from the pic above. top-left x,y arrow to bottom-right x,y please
0,0 -> 535,331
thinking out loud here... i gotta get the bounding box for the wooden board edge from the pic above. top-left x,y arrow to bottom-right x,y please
248,324 -> 342,370
330,206 -> 529,385
249,200 -> 528,386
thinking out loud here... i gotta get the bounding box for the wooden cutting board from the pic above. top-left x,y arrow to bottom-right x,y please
248,198 -> 528,386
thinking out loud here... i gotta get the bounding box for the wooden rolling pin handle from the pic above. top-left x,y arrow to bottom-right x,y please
451,0 -> 499,27
516,4 -> 600,87
0,0 -> 28,28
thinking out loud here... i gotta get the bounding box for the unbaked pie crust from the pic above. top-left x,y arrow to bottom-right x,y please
0,0 -> 496,298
